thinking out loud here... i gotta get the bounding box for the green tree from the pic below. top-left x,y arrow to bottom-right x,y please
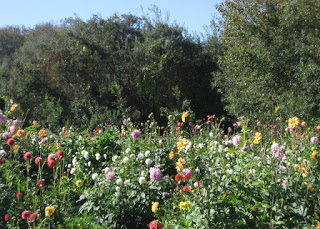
214,0 -> 320,121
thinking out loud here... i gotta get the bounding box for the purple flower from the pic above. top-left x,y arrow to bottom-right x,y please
122,118 -> 131,126
240,116 -> 246,121
242,146 -> 248,152
271,143 -> 280,152
149,167 -> 162,181
0,114 -> 7,123
0,150 -> 7,157
260,147 -> 265,153
311,137 -> 319,144
107,171 -> 115,181
162,192 -> 170,197
282,177 -> 289,186
131,129 -> 141,139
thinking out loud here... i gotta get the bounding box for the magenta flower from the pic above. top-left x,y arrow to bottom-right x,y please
21,210 -> 31,220
35,157 -> 43,165
23,152 -> 32,162
131,129 -> 141,139
149,167 -> 162,181
232,135 -> 242,147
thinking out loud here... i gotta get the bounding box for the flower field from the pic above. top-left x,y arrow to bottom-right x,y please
1,104 -> 320,228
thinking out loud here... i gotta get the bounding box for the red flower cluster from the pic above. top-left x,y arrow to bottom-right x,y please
175,174 -> 187,182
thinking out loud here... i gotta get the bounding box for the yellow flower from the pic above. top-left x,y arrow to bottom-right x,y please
253,132 -> 262,144
151,202 -> 159,213
76,180 -> 83,187
56,142 -> 61,149
169,151 -> 175,160
33,121 -> 39,127
13,145 -> 20,153
288,117 -> 300,129
45,205 -> 55,217
182,111 -> 189,122
312,150 -> 317,159
10,104 -> 18,111
275,106 -> 280,111
179,201 -> 191,210
177,138 -> 189,151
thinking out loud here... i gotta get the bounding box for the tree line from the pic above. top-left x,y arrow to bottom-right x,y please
1,0 -> 319,128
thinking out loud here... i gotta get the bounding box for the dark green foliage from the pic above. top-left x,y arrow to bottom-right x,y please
0,13 -> 222,128
215,0 -> 320,121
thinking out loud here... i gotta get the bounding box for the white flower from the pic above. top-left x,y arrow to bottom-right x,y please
82,150 -> 89,160
130,154 -> 135,159
125,148 -> 131,154
226,169 -> 233,175
224,147 -> 229,152
103,167 -> 110,173
115,186 -> 121,192
194,182 -> 199,187
145,158 -> 152,165
139,177 -> 146,185
124,179 -> 130,186
137,153 -> 144,160
158,140 -> 162,145
145,150 -> 151,157
112,155 -> 118,161
103,154 -> 107,159
209,132 -> 214,138
141,171 -> 146,177
123,156 -> 129,163
95,153 -> 101,160
87,161 -> 91,167
72,157 -> 77,166
116,178 -> 123,186
92,173 -> 99,180
67,164 -> 72,168
198,143 -> 204,149
115,192 -> 121,197
70,167 -> 76,174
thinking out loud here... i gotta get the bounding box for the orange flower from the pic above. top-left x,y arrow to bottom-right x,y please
13,145 -> 20,153
177,138 -> 189,151
288,117 -> 300,129
317,221 -> 320,228
297,163 -> 309,176
275,106 -> 280,111
10,104 -> 18,111
253,132 -> 262,144
16,129 -> 25,137
169,151 -> 175,160
312,150 -> 317,159
33,121 -> 39,127
39,129 -> 46,137
56,143 -> 61,149
176,158 -> 186,171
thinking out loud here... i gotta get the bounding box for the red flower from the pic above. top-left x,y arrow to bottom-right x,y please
37,179 -> 45,187
47,160 -> 56,168
7,138 -> 15,146
29,213 -> 38,221
21,210 -> 31,220
84,134 -> 89,138
1,158 -> 6,164
95,129 -> 99,134
56,151 -> 64,159
35,157 -> 43,165
182,186 -> 192,192
175,174 -> 186,182
149,220 -> 164,229
107,124 -> 112,129
16,192 -> 21,198
23,152 -> 32,162
4,214 -> 9,222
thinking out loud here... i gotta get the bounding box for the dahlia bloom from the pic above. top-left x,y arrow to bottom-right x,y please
131,129 -> 141,139
37,179 -> 45,187
232,135 -> 242,147
47,159 -> 56,168
4,214 -> 9,222
45,205 -> 55,217
311,137 -> 319,144
151,202 -> 159,213
7,138 -> 15,146
29,213 -> 38,221
24,152 -> 32,162
182,169 -> 192,181
56,150 -> 64,159
35,157 -> 43,166
21,210 -> 31,220
149,167 -> 162,181
107,171 -> 115,181
149,220 -> 164,229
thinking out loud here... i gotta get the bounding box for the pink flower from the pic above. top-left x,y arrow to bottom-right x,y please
1,158 -> 6,164
48,153 -> 56,161
232,135 -> 242,147
7,138 -> 15,146
21,210 -> 31,220
94,129 -> 99,134
9,125 -> 17,134
16,192 -> 21,198
23,152 -> 32,162
131,129 -> 141,139
35,157 -> 43,165
0,114 -> 7,123
47,160 -> 56,168
149,220 -> 164,229
282,177 -> 289,186
2,132 -> 12,139
107,171 -> 115,181
56,151 -> 64,159
29,213 -> 38,221
149,167 -> 162,181
311,137 -> 319,144
4,214 -> 9,222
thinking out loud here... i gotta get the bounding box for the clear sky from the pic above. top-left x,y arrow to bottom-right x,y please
0,0 -> 223,35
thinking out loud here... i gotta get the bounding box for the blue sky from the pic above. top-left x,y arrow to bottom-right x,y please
0,0 -> 223,34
